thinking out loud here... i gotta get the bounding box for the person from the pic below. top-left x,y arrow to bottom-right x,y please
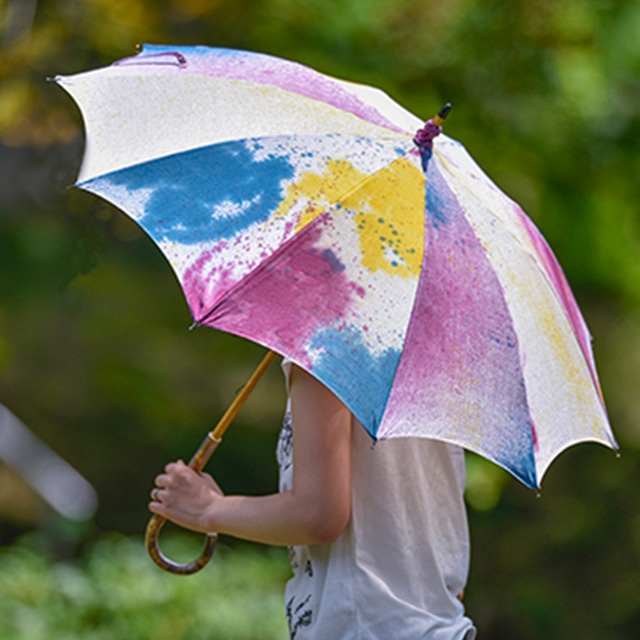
150,359 -> 477,639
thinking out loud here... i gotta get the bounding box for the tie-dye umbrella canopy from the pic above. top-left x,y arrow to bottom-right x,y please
56,45 -> 617,489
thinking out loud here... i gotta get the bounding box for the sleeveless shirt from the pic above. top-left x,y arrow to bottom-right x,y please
277,361 -> 477,640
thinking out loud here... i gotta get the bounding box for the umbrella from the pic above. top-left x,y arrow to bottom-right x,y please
56,45 -> 617,567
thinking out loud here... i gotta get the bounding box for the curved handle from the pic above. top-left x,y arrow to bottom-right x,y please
145,513 -> 218,575
145,431 -> 222,574
145,350 -> 277,574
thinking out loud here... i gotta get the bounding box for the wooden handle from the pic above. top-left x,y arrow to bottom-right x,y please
145,350 -> 277,574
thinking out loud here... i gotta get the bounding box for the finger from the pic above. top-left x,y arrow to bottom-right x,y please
148,500 -> 166,517
154,473 -> 171,488
164,460 -> 186,473
150,487 -> 162,502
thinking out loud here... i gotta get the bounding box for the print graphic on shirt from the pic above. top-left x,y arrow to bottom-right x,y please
286,594 -> 313,640
287,545 -> 300,571
304,559 -> 313,577
276,409 -> 293,472
278,409 -> 316,639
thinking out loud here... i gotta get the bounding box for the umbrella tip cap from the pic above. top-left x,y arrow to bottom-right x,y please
433,103 -> 452,126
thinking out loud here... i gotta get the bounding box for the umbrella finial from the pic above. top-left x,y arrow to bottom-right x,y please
414,103 -> 452,151
433,103 -> 452,127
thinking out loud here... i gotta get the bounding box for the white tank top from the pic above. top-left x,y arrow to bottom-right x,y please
277,361 -> 477,639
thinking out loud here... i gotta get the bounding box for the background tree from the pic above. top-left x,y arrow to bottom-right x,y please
1,0 -> 639,637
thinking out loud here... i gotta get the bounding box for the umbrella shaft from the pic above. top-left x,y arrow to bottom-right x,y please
210,350 -> 278,442
189,349 -> 277,472
189,433 -> 221,472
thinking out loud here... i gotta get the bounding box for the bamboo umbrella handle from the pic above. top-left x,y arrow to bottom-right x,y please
145,350 -> 278,574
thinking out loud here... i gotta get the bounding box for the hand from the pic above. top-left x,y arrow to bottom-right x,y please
149,460 -> 223,534
145,365 -> 352,547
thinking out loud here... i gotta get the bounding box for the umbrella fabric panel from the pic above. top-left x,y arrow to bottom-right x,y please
59,45 -> 419,184
135,45 -> 415,134
207,153 -> 427,433
517,211 -> 601,395
60,75 -> 403,184
79,134 -> 412,321
436,136 -> 598,386
433,141 -> 615,483
380,149 -> 538,488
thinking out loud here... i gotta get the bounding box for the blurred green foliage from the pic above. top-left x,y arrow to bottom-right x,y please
1,0 -> 640,637
0,534 -> 289,639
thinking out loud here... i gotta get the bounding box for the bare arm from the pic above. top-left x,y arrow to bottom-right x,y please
149,365 -> 352,546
